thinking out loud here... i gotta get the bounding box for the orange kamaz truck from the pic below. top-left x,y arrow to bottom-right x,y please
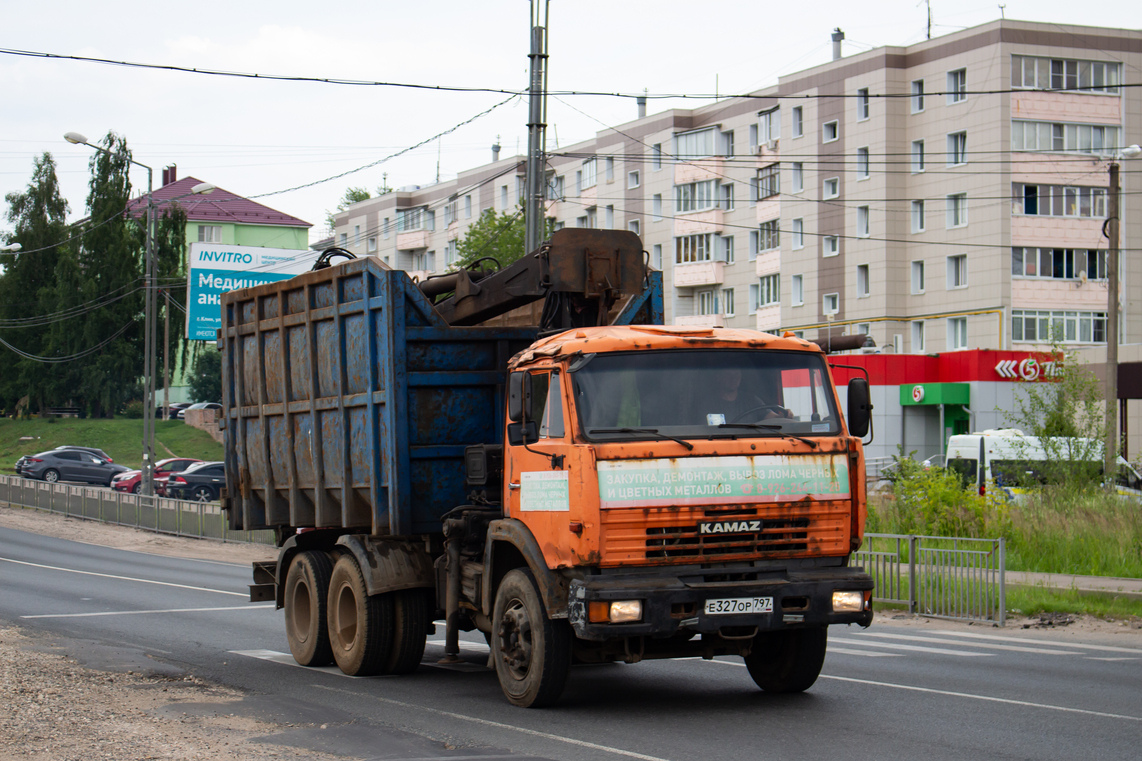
223,229 -> 874,707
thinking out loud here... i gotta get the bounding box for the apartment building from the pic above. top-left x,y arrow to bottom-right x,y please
334,18 -> 1141,356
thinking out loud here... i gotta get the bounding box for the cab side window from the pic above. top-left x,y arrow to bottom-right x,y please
541,372 -> 565,439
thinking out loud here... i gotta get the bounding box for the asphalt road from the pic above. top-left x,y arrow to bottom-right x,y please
2,527 -> 1140,761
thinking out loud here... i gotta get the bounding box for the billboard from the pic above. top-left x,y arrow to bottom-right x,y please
186,243 -> 319,340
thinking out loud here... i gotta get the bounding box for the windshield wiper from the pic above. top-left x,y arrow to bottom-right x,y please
717,423 -> 819,449
588,427 -> 695,451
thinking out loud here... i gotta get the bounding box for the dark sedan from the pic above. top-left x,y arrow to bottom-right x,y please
164,461 -> 225,502
16,450 -> 129,486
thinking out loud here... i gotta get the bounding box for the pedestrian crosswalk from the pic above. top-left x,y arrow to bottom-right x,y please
826,628 -> 1142,660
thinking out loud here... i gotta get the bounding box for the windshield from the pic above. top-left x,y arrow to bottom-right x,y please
570,349 -> 841,441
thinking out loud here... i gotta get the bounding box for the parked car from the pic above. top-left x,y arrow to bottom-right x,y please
156,402 -> 192,420
110,457 -> 203,495
49,445 -> 114,463
177,402 -> 222,420
16,449 -> 129,486
165,461 -> 226,502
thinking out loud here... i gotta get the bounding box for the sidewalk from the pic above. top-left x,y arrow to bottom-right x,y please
1005,570 -> 1142,601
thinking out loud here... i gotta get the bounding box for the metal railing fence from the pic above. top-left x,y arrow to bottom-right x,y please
0,474 -> 275,546
854,533 -> 1006,626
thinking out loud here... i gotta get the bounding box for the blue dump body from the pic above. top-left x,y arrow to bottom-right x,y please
220,256 -> 663,537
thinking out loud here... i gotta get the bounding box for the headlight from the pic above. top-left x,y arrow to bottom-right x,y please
588,600 -> 643,623
832,591 -> 864,612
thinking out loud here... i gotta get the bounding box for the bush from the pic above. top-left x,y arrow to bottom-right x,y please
122,400 -> 144,419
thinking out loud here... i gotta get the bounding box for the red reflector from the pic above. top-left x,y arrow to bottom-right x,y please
979,484 -> 986,496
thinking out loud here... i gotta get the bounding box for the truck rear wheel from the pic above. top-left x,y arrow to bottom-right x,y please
383,588 -> 430,675
328,554 -> 393,676
492,568 -> 571,708
744,627 -> 828,693
284,550 -> 334,667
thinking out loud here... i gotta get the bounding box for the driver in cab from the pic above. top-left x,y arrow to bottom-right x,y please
702,367 -> 793,425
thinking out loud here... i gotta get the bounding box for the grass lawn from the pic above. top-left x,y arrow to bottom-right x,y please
0,418 -> 224,472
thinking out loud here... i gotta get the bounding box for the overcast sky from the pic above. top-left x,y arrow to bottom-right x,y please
2,1 -> 1138,247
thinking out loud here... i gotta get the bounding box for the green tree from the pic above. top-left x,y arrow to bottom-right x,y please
188,346 -> 222,403
153,203 -> 189,396
0,152 -> 69,412
325,186 -> 372,232
453,205 -> 550,271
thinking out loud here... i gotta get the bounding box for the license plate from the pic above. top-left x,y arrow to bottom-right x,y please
704,596 -> 774,615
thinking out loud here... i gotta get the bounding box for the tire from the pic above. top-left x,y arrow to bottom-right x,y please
192,485 -> 214,502
284,551 -> 334,667
492,568 -> 571,708
383,588 -> 430,675
43,469 -> 60,483
327,553 -> 393,676
131,483 -> 142,494
744,627 -> 828,693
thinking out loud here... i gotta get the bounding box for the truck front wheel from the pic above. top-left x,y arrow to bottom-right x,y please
284,551 -> 334,666
327,554 -> 394,676
744,627 -> 828,693
492,568 -> 571,708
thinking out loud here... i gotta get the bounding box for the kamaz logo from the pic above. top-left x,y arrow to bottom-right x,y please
699,520 -> 761,535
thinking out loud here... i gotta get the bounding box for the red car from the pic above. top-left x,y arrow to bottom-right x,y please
110,458 -> 203,495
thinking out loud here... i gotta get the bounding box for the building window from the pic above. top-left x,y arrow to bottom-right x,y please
718,235 -> 735,264
605,205 -> 615,229
339,233 -> 347,246
652,143 -> 662,170
675,233 -> 713,263
947,254 -> 968,288
791,274 -> 804,306
675,180 -> 719,213
948,317 -> 968,350
947,193 -> 968,228
792,106 -> 803,138
1011,308 -> 1107,343
652,194 -> 663,222
720,130 -> 735,157
1011,55 -> 1121,94
757,164 -> 780,199
792,218 -> 804,249
856,264 -> 870,297
824,177 -> 840,199
397,207 -> 426,232
759,220 -> 780,251
198,225 -> 222,243
675,128 -> 717,159
823,292 -> 840,315
856,147 -> 869,179
856,206 -> 870,238
823,236 -> 839,257
605,157 -> 615,183
911,140 -> 925,173
353,225 -> 362,246
911,79 -> 925,113
749,230 -> 759,261
760,108 -> 781,144
581,158 -> 597,189
628,219 -> 640,236
912,260 -> 925,293
720,183 -> 734,210
722,287 -> 735,317
367,236 -> 377,253
792,162 -> 804,193
501,184 -> 509,208
947,68 -> 967,104
652,244 -> 662,270
857,88 -> 870,121
912,321 -> 926,353
1013,184 -> 1107,218
465,196 -> 472,218
759,274 -> 780,307
911,200 -> 926,233
1012,120 -> 1122,156
823,120 -> 838,143
947,131 -> 967,166
698,290 -> 718,316
627,170 -> 640,189
749,123 -> 759,153
586,207 -> 596,228
1011,247 -> 1107,280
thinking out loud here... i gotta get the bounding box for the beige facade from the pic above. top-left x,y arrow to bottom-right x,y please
334,19 -> 1141,355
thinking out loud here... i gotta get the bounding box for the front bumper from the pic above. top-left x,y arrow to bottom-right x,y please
567,565 -> 873,641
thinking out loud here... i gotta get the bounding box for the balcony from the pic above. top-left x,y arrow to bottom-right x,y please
675,314 -> 726,328
397,229 -> 429,251
675,157 -> 724,185
674,260 -> 725,288
674,209 -> 724,236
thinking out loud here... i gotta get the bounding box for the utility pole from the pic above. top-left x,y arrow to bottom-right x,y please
524,0 -> 550,256
163,289 -> 171,422
1105,161 -> 1121,479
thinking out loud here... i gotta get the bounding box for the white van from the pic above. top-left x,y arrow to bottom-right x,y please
945,428 -> 1142,500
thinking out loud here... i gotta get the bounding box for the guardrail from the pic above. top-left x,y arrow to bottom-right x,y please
0,474 -> 275,546
854,533 -> 1006,626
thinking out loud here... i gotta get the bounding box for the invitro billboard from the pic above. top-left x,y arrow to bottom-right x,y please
186,243 -> 319,340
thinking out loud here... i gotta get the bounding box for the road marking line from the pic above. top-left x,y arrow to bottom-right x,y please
827,647 -> 902,657
931,630 -> 1142,655
22,604 -> 274,620
705,661 -> 1142,722
852,631 -> 1082,655
830,637 -> 992,657
1086,657 -> 1139,662
0,556 -> 247,597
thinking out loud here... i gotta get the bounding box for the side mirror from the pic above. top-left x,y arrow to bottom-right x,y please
507,420 -> 539,446
508,371 -> 530,423
847,377 -> 872,438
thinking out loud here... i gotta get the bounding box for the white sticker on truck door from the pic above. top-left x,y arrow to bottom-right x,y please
520,471 -> 571,511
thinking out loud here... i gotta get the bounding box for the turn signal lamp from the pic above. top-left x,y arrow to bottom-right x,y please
588,600 -> 643,623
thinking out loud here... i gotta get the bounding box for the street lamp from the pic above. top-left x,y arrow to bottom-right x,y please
0,243 -> 22,253
1104,143 -> 1141,479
